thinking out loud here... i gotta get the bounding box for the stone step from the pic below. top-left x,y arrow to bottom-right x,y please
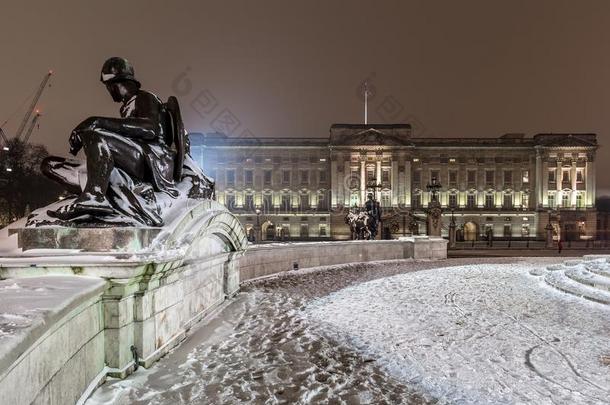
544,271 -> 610,306
584,262 -> 610,279
564,267 -> 610,292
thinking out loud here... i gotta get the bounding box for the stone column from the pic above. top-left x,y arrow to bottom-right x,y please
571,161 -> 577,207
391,160 -> 399,205
535,150 -> 543,207
360,159 -> 366,204
330,154 -> 338,208
405,159 -> 412,207
344,160 -> 351,207
542,160 -> 549,207
586,154 -> 596,207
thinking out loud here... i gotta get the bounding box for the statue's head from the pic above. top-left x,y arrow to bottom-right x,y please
367,193 -> 374,200
100,57 -> 141,102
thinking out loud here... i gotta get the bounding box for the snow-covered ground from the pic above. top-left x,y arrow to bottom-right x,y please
306,262 -> 610,404
85,257 -> 609,404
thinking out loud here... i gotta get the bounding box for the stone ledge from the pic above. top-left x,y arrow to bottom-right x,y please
13,227 -> 162,252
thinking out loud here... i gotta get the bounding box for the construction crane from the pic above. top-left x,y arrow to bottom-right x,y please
22,111 -> 41,144
15,70 -> 52,141
0,128 -> 8,146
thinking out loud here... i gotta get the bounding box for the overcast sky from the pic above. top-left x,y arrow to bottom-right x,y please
1,0 -> 609,193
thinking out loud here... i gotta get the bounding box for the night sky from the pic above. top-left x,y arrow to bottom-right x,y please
1,0 -> 609,193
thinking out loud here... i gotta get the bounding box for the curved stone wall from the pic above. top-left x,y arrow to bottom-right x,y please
240,237 -> 448,281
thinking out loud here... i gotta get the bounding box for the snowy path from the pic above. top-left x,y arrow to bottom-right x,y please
306,262 -> 610,404
85,257 -> 603,404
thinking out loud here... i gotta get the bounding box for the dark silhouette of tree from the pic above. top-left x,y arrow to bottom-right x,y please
0,139 -> 62,226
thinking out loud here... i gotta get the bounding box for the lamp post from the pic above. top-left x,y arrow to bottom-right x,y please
425,177 -> 443,237
449,208 -> 456,248
255,208 -> 262,243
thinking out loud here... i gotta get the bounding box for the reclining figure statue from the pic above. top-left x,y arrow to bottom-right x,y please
35,57 -> 214,227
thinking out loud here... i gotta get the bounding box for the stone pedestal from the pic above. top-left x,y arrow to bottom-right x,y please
545,223 -> 555,248
0,200 -> 248,404
426,200 -> 443,237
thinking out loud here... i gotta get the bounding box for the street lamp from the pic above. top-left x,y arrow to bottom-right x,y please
255,208 -> 262,243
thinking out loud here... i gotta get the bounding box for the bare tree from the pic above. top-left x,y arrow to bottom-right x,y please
0,139 -> 62,226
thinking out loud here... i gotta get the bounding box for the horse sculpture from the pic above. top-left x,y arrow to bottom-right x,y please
345,210 -> 376,240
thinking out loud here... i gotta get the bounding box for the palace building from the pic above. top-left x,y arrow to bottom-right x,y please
189,124 -> 598,242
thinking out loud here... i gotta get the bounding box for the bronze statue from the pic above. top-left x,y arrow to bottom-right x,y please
365,193 -> 382,238
37,57 -> 213,227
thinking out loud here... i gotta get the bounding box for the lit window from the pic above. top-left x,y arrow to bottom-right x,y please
466,194 -> 476,209
522,170 -> 529,183
449,193 -> 458,208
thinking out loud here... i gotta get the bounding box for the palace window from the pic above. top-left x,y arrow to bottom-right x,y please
350,168 -> 359,188
412,193 -> 422,209
262,193 -> 273,211
431,170 -> 440,183
548,168 -> 556,182
226,169 -> 235,186
300,193 -> 310,210
449,171 -> 458,187
466,193 -> 476,209
367,168 -> 375,182
226,194 -> 236,209
449,193 -> 458,208
522,193 -> 529,209
300,170 -> 310,184
264,170 -> 272,186
282,170 -> 291,185
350,192 -> 360,207
467,170 -> 476,186
281,194 -> 291,211
576,193 -> 584,208
576,169 -> 584,183
319,169 -> 327,183
245,170 -> 253,186
413,170 -> 421,184
562,193 -> 570,208
562,169 -> 570,183
503,170 -> 513,186
485,170 -> 495,186
245,194 -> 254,211
319,224 -> 327,236
503,193 -> 513,209
382,169 -> 390,183
485,194 -> 495,209
317,192 -> 327,210
548,193 -> 555,208
381,192 -> 391,207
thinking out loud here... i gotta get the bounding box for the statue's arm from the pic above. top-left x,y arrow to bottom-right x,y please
73,93 -> 163,141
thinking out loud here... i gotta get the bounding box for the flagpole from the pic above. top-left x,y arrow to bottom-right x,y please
364,82 -> 368,125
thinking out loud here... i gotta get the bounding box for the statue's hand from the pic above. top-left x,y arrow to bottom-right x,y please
69,130 -> 82,156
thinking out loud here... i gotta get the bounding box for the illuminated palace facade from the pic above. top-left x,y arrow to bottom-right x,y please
190,124 -> 598,241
